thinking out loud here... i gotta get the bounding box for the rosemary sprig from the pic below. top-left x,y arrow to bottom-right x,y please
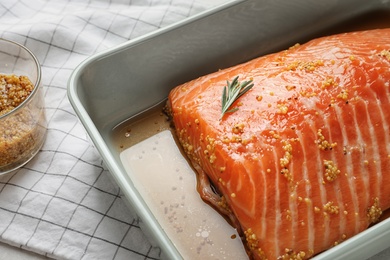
220,76 -> 254,120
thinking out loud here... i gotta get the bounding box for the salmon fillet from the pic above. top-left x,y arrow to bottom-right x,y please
167,28 -> 390,259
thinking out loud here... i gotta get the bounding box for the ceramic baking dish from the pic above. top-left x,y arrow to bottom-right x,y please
68,0 -> 390,259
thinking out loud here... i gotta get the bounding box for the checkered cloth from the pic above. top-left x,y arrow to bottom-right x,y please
0,1 -> 220,259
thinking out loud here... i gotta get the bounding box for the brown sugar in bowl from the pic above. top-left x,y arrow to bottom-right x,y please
0,39 -> 47,174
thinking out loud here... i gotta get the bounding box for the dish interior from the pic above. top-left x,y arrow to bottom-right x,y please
70,2 -> 390,259
110,9 -> 390,259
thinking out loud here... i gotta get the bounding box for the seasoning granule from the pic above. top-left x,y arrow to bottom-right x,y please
0,74 -> 34,116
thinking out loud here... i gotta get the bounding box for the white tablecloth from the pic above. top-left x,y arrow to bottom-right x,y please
0,1 -> 221,259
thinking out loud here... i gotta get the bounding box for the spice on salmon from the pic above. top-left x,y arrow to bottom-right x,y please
279,249 -> 306,260
285,85 -> 297,91
244,228 -> 259,251
367,197 -> 382,224
232,123 -> 245,134
378,49 -> 390,60
323,160 -> 340,182
337,89 -> 349,101
280,140 -> 294,188
321,77 -> 337,89
316,129 -> 337,151
323,201 -> 340,215
277,103 -> 289,114
217,196 -> 231,214
286,60 -> 322,72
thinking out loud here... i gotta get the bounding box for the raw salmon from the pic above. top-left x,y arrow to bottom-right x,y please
167,28 -> 390,259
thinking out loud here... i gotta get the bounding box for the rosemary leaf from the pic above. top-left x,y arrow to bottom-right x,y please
220,76 -> 254,120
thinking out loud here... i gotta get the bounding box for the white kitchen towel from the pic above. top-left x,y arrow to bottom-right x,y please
0,1 -> 220,259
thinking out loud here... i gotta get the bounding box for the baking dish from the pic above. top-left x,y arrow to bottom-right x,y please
68,0 -> 390,259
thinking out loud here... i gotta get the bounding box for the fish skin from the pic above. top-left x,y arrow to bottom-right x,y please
168,28 -> 390,259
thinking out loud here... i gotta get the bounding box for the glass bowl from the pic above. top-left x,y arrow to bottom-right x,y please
0,39 -> 47,174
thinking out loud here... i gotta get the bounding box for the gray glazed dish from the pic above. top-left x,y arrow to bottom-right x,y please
68,0 -> 390,259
